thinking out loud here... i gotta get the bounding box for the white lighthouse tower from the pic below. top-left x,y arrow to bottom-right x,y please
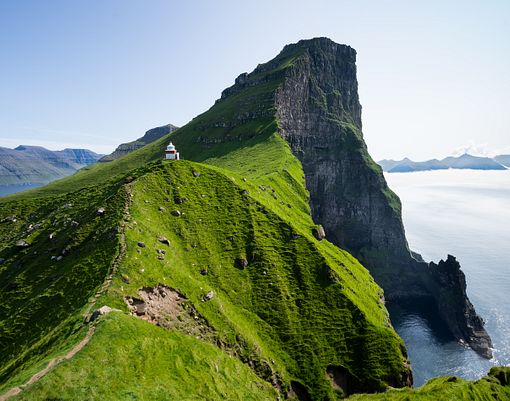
165,142 -> 180,160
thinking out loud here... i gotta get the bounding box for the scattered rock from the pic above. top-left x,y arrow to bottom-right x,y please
242,178 -> 247,182
156,249 -> 167,255
0,258 -> 5,265
49,233 -> 56,240
200,269 -> 208,275
15,239 -> 30,248
90,305 -> 117,322
63,203 -> 72,209
51,256 -> 57,261
62,245 -> 71,256
157,255 -> 165,260
56,256 -> 63,261
291,233 -> 301,240
122,274 -> 130,284
203,291 -> 214,302
174,196 -> 188,204
312,225 -> 326,240
227,236 -> 234,242
171,210 -> 182,217
241,189 -> 249,195
158,206 -> 165,212
4,215 -> 17,223
236,258 -> 248,269
96,208 -> 105,216
137,241 -> 146,248
28,223 -> 41,231
158,236 -> 171,246
192,170 -> 201,177
70,220 -> 80,228
259,185 -> 266,191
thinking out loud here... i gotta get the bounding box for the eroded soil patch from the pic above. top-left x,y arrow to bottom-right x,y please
125,285 -> 213,339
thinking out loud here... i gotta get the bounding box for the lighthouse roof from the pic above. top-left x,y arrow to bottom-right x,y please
166,142 -> 176,150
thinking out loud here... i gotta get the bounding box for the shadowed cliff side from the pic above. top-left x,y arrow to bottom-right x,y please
268,37 -> 492,358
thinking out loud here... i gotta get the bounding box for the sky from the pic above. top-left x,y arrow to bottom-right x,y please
0,0 -> 509,160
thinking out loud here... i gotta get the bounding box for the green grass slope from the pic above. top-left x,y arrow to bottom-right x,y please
348,368 -> 510,401
0,180 -> 126,391
7,159 -> 408,400
14,313 -> 277,401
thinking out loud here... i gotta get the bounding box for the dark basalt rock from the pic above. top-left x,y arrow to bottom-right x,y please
269,37 -> 492,359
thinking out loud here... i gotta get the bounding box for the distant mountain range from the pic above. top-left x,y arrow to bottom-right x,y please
0,145 -> 102,195
99,123 -> 178,162
379,153 -> 510,173
0,123 -> 179,196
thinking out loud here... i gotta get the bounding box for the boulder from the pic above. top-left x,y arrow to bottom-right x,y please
137,241 -> 146,248
312,225 -> 326,240
96,208 -> 105,216
15,239 -> 30,248
89,305 -> 116,322
171,210 -> 182,217
203,291 -> 214,302
236,258 -> 248,269
158,236 -> 171,246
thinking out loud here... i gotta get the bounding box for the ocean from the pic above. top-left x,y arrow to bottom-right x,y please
385,169 -> 510,386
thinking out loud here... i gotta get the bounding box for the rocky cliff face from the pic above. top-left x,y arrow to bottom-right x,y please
99,124 -> 179,162
270,38 -> 492,358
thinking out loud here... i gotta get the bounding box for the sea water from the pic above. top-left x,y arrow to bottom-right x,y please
385,169 -> 510,386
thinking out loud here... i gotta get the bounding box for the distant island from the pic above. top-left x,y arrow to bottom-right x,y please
0,145 -> 102,196
379,153 -> 510,173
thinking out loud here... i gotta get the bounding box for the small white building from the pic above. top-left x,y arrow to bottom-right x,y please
165,142 -> 180,160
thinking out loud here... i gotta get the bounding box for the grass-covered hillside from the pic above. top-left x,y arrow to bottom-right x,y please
1,157 -> 410,400
1,39 -> 509,401
0,178 -> 126,385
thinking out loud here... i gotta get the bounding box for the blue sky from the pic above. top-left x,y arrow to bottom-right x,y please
1,0 -> 509,160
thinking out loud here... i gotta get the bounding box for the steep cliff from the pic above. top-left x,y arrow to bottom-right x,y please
99,123 -> 178,162
270,38 -> 492,358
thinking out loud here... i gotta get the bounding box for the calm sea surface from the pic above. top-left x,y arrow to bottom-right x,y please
385,169 -> 510,386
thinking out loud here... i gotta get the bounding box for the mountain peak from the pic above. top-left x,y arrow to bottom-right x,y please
280,37 -> 355,57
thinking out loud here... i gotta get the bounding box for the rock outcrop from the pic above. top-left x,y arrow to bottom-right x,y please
264,37 -> 493,358
99,124 -> 178,162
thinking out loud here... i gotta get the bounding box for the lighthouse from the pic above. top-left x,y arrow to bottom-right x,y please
165,142 -> 180,160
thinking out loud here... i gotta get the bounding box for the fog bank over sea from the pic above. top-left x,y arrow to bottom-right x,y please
386,169 -> 510,386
